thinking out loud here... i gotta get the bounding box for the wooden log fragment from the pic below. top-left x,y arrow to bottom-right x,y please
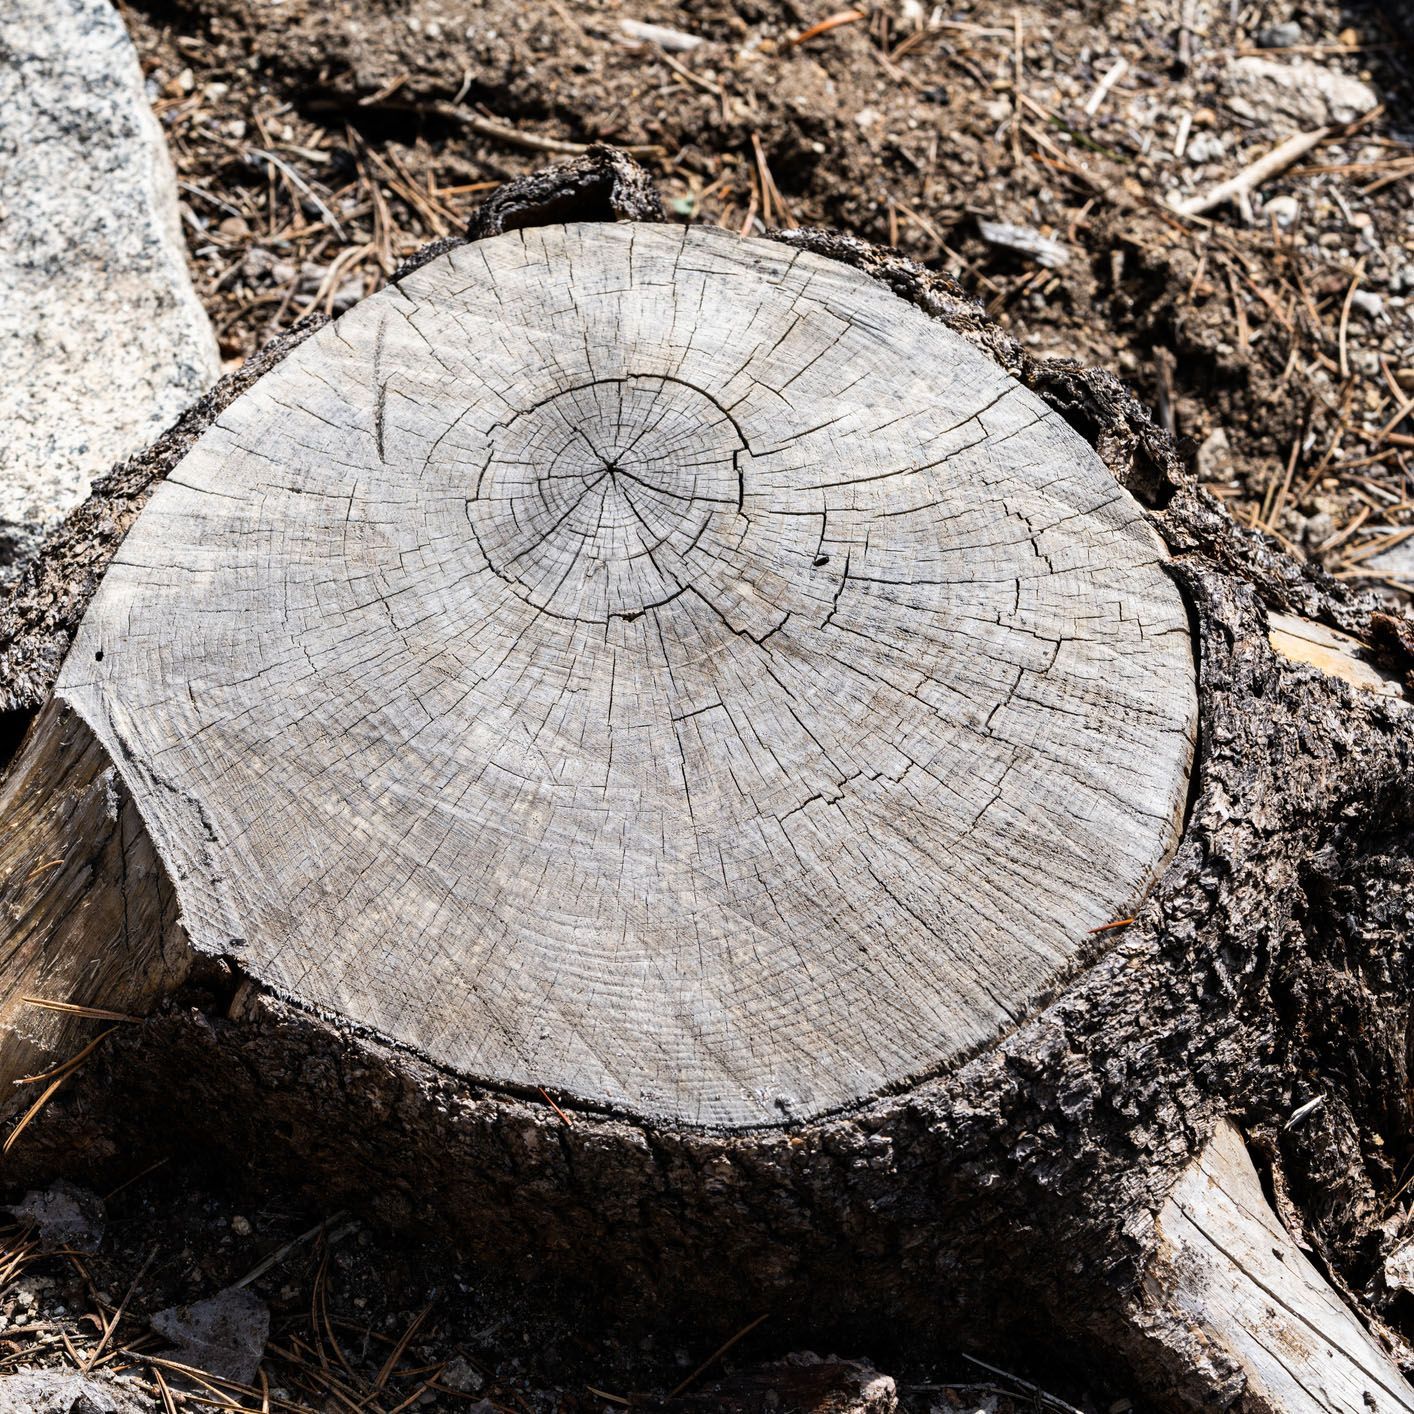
3,156 -> 1414,1409
1150,1120 -> 1414,1413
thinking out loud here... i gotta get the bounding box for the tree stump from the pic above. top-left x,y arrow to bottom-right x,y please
4,154 -> 1414,1411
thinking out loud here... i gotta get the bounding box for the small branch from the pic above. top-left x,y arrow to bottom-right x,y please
424,101 -> 664,159
1172,127 -> 1330,217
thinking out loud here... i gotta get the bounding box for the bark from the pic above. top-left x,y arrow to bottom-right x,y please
2,155 -> 1413,1411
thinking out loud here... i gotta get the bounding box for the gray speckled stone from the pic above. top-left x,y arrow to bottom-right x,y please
0,1371 -> 157,1414
1221,56 -> 1378,130
0,0 -> 218,581
149,1287 -> 270,1385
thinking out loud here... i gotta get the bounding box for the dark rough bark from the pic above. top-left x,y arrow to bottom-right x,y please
467,142 -> 665,239
4,153 -> 1414,1408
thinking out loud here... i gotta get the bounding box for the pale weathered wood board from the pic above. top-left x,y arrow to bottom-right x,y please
55,222 -> 1196,1127
1156,1120 -> 1414,1413
1268,610 -> 1404,699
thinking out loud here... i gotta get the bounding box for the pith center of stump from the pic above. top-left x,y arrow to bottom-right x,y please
463,377 -> 746,623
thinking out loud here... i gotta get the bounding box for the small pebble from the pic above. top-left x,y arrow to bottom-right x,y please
1196,428 -> 1232,480
230,1214 -> 252,1236
1349,290 -> 1385,321
442,1357 -> 486,1394
1264,194 -> 1299,227
1256,21 -> 1303,47
1186,133 -> 1225,164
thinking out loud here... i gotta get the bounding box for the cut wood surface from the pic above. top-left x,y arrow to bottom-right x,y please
52,222 -> 1195,1128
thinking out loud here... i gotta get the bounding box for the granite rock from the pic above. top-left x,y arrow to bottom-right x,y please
1222,56 -> 1378,130
0,0 -> 218,581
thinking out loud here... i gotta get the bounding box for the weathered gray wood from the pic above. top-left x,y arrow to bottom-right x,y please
1152,1120 -> 1414,1413
53,222 -> 1195,1128
0,701 -> 186,1086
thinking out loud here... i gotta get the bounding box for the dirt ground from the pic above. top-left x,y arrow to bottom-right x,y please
121,0 -> 1414,588
4,0 -> 1413,1409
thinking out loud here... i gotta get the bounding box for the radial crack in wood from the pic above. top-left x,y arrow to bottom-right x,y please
52,222 -> 1197,1128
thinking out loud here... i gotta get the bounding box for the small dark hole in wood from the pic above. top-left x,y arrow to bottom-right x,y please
813,554 -> 830,567
0,708 -> 33,779
496,181 -> 619,234
94,650 -> 104,662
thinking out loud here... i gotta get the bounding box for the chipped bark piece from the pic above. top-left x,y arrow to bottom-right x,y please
467,144 -> 665,238
975,219 -> 1071,270
3,163 -> 1414,1414
44,222 -> 1193,1128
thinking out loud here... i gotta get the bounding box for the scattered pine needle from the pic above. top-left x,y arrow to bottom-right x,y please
788,9 -> 865,47
22,996 -> 141,1023
1088,917 -> 1135,935
667,1312 -> 770,1400
5,1025 -> 126,1154
124,1350 -> 265,1408
84,1246 -> 155,1373
1338,256 -> 1367,380
537,1086 -> 573,1125
153,1367 -> 179,1414
4,1072 -> 74,1154
233,1212 -> 348,1291
103,1156 -> 172,1203
375,1302 -> 433,1390
426,101 -> 664,159
15,1026 -> 122,1086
